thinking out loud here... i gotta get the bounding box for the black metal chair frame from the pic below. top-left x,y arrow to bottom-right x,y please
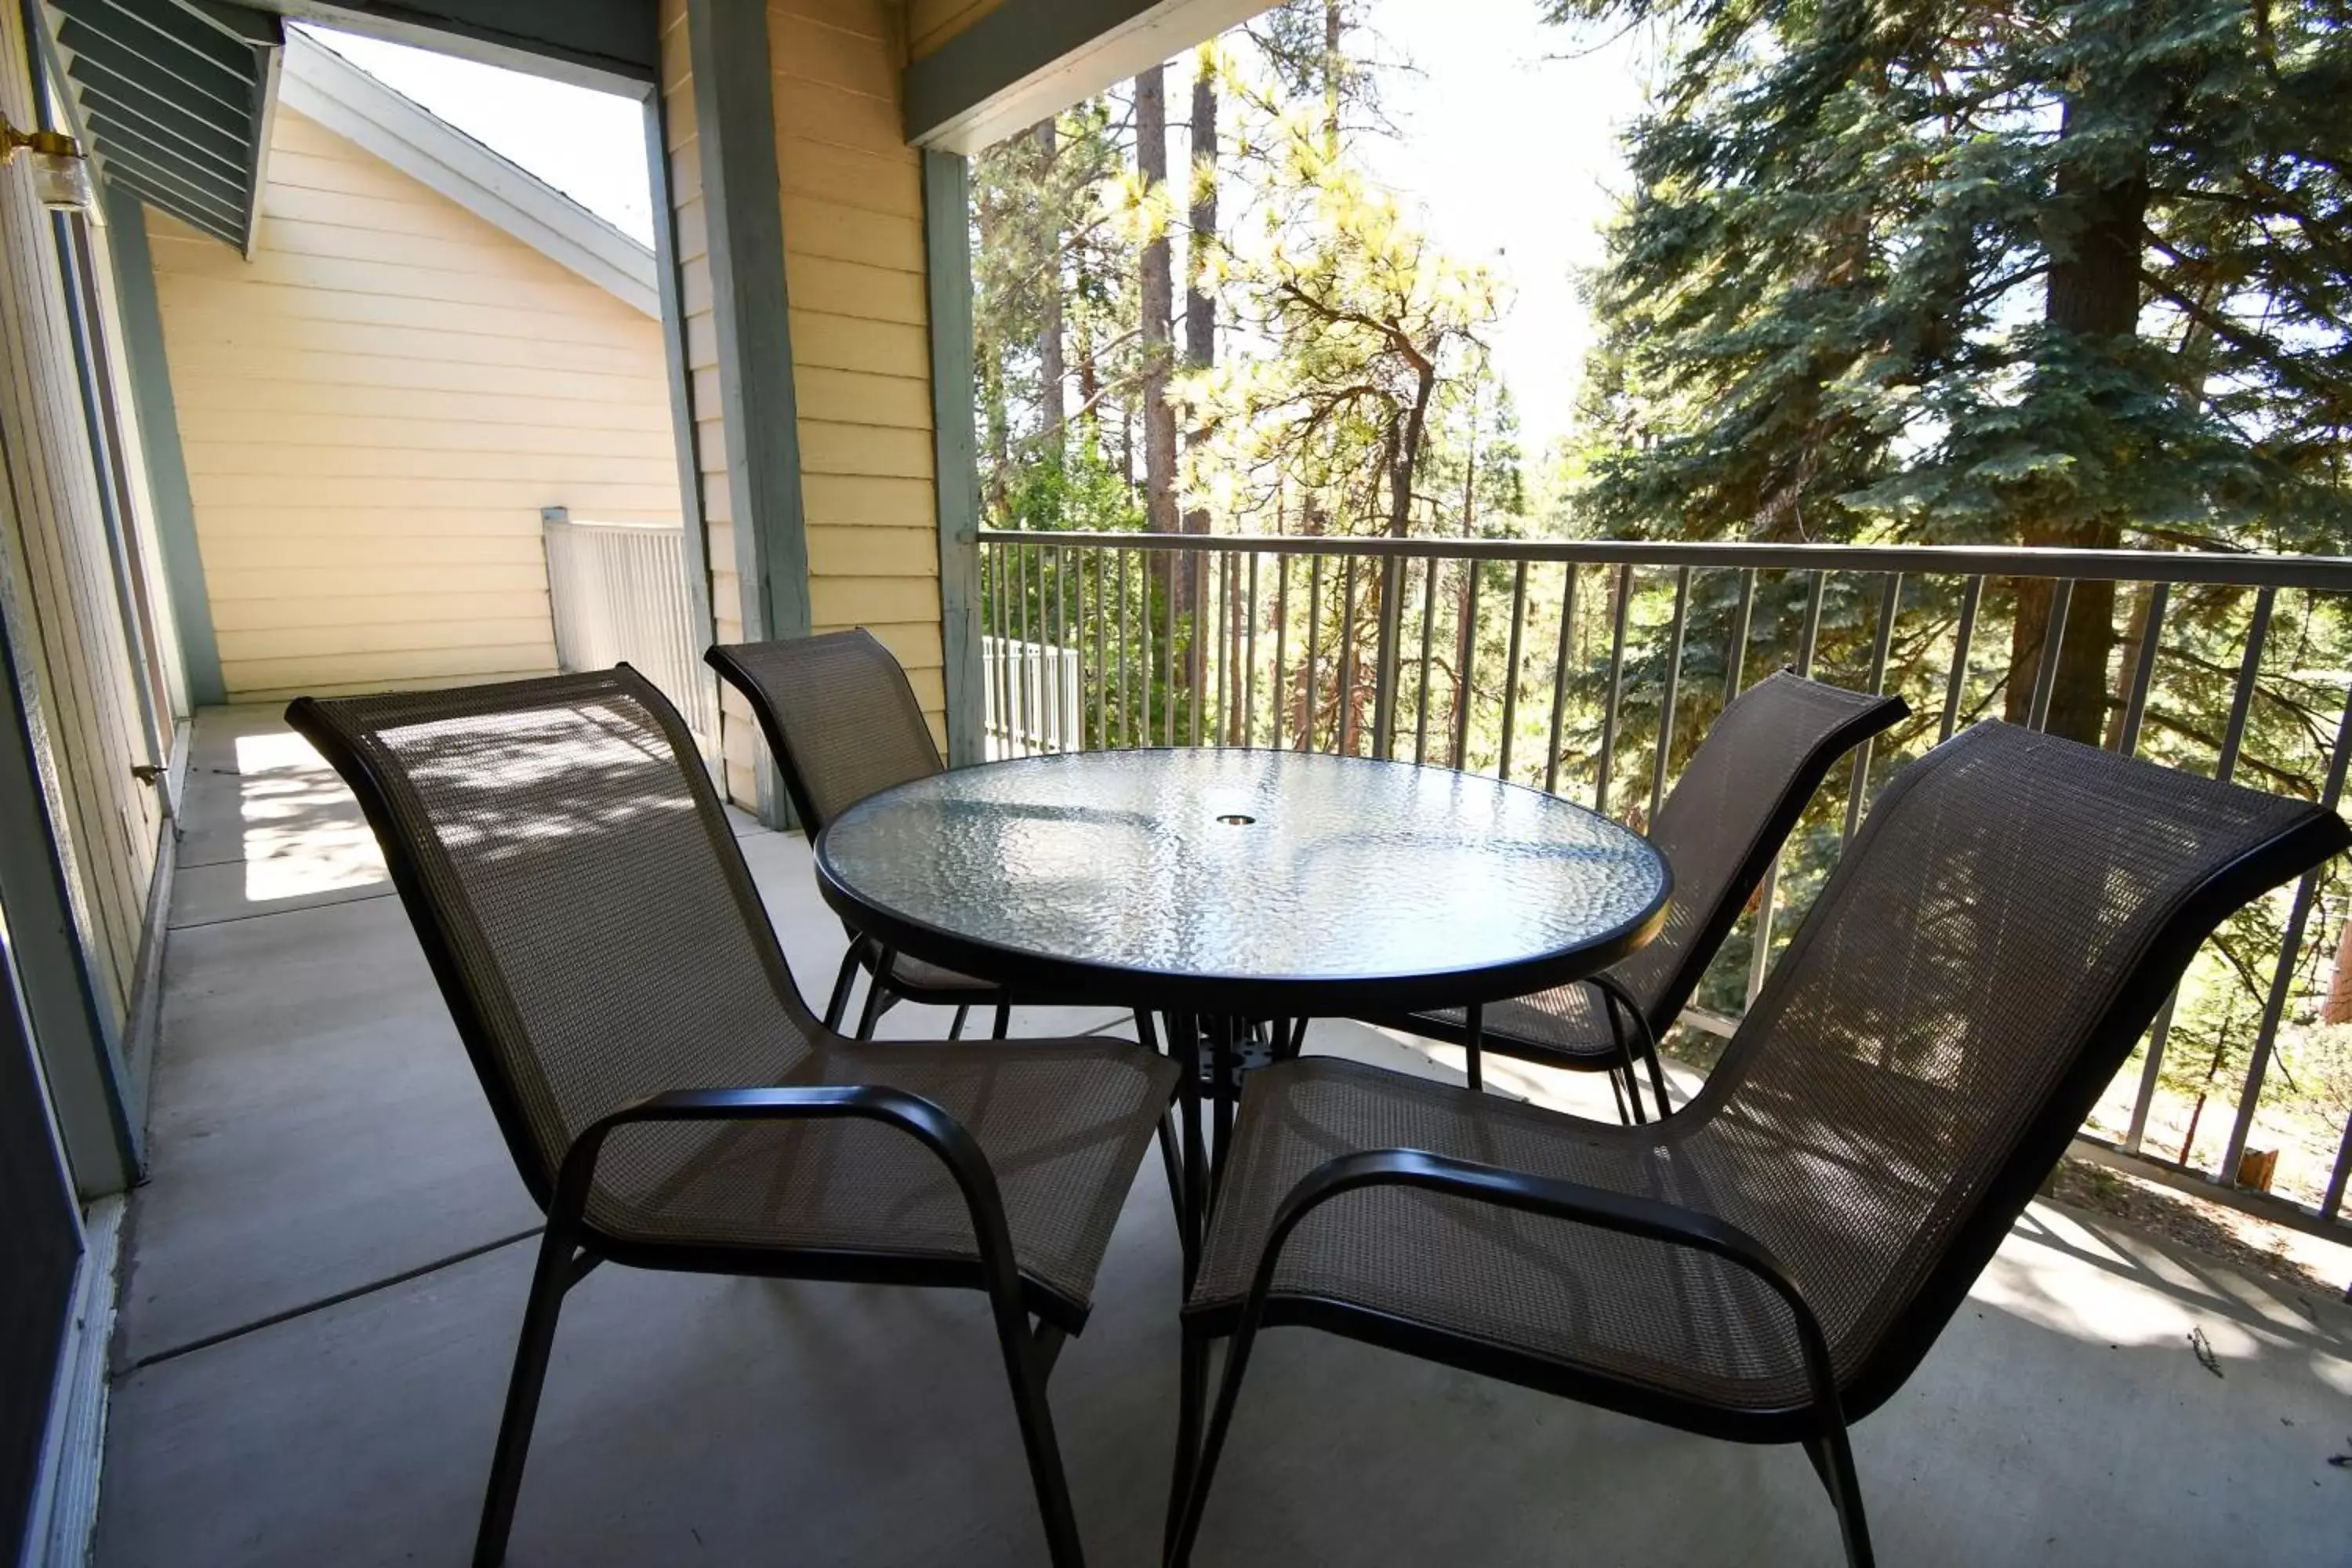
1166,733 -> 2349,1567
706,634 -> 1018,1041
288,677 -> 1117,1568
1368,677 -> 1907,1122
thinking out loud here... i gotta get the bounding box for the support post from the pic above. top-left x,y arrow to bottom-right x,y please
924,149 -> 984,767
688,0 -> 808,823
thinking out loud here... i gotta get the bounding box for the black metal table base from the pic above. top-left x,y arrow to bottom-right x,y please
1145,1009 -> 1479,1294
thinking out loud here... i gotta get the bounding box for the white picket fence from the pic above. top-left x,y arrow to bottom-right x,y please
982,635 -> 1083,758
542,511 -> 719,750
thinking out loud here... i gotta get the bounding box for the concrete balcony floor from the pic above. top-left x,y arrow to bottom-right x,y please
93,708 -> 2352,1566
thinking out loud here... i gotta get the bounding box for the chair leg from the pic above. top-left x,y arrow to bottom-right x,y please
1644,1044 -> 1674,1119
1155,1109 -> 1185,1236
949,1004 -> 970,1040
1167,1312 -> 1264,1566
987,1300 -> 1087,1566
472,1228 -> 575,1566
855,950 -> 895,1040
1164,1323 -> 1207,1559
1606,1065 -> 1634,1125
822,943 -> 862,1032
991,1000 -> 1012,1038
1803,1428 -> 1876,1568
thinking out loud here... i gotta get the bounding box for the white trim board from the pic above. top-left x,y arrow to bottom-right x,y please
277,29 -> 658,315
19,1196 -> 122,1568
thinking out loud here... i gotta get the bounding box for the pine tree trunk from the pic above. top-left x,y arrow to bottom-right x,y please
1034,119 -> 1065,462
1183,53 -> 1218,703
2005,82 -> 2149,743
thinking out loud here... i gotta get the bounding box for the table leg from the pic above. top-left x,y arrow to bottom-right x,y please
1168,1011 -> 1207,1290
1210,1015 -> 1236,1203
1465,1003 -> 1484,1092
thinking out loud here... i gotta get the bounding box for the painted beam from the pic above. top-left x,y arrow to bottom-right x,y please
922,150 -> 983,767
99,178 -> 223,705
241,0 -> 656,90
642,86 -> 717,761
905,0 -> 1269,153
688,0 -> 806,822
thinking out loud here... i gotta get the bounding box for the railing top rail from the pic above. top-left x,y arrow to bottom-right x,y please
975,528 -> 2352,592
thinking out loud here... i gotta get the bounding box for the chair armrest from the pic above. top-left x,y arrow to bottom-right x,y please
553,1085 -> 1024,1304
1252,1147 -> 1846,1425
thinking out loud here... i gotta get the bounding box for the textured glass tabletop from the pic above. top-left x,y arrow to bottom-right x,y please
815,750 -> 1671,1011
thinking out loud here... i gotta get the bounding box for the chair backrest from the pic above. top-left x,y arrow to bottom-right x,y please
1690,721 -> 2345,1417
287,667 -> 820,1211
1615,672 -> 1907,1033
706,630 -> 943,835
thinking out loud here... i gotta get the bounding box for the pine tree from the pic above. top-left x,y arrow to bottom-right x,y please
1557,0 -> 2352,742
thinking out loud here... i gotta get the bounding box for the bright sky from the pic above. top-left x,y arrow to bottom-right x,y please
301,4 -> 1642,446
298,24 -> 655,243
1360,0 -> 1653,450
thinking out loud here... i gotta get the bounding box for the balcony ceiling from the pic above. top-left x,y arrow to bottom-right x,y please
39,0 -> 281,252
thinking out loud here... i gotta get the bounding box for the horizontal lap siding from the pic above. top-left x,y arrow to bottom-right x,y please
771,0 -> 944,752
148,107 -> 682,704
0,3 -> 161,1020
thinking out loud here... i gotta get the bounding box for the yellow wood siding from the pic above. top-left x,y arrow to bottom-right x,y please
147,107 -> 682,703
0,2 -> 165,1022
662,0 -> 946,803
772,0 -> 943,744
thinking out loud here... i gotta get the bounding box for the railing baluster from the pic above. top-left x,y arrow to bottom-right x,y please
1795,569 -> 1824,678
1118,549 -> 1133,750
991,545 -> 1011,758
2220,665 -> 2352,1185
1748,569 -> 1815,1004
1595,564 -> 1632,815
1279,554 -> 1298,752
2025,578 -> 2074,733
1338,554 -> 1360,755
1244,551 -> 1260,746
1091,549 -> 1106,751
1940,575 -> 1983,742
2215,586 -> 2274,782
1057,546 -> 1073,752
1498,561 -> 1529,782
1372,556 -> 1404,759
1545,564 -> 1576,796
1843,573 -> 1901,842
1163,550 -> 1178,748
1304,556 -> 1323,752
1453,558 -> 1482,769
1415,554 -> 1437,764
2116,580 -> 2167,757
1726,567 -> 1755,697
1189,549 -> 1207,750
1647,565 -> 1690,822
1137,549 -> 1152,747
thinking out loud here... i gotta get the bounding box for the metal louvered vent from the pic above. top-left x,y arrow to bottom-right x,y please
40,0 -> 281,252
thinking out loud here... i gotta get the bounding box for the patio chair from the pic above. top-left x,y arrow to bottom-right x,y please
707,629 -> 1016,1040
286,666 -> 1178,1568
1369,671 -> 1907,1120
1167,721 -> 2347,1566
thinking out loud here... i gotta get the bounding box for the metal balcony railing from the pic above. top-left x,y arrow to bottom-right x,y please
979,526 -> 2352,1250
543,510 -> 719,750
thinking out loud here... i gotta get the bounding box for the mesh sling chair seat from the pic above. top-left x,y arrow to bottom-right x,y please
285,667 -> 1179,1568
706,629 -> 1025,1040
1371,672 -> 1907,1121
1167,722 -> 2347,1567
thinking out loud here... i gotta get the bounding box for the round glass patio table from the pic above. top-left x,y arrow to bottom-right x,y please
812,748 -> 1671,1019
815,749 -> 1672,1278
